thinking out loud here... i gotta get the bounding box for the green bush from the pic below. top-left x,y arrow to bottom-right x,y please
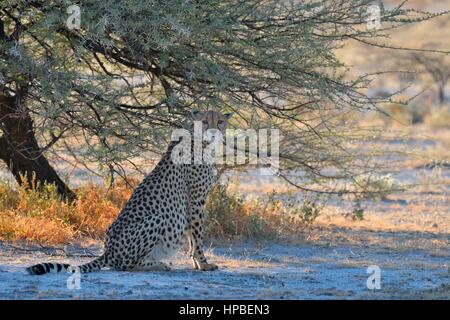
353,173 -> 404,200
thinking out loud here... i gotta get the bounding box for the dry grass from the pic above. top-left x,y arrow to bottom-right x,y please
387,125 -> 450,169
0,178 -> 133,245
0,172 -> 447,247
424,106 -> 450,129
315,196 -> 450,235
205,183 -> 316,241
0,177 -> 312,245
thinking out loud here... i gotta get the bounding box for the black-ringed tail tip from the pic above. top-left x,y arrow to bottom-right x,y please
26,263 -> 70,275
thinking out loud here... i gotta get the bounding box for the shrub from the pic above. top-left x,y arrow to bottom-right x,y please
205,183 -> 321,241
353,173 -> 404,200
344,199 -> 365,221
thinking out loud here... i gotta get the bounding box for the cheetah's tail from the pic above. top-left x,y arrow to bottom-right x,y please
26,255 -> 107,275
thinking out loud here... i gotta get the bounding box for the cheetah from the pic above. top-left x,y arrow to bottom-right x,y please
27,110 -> 232,275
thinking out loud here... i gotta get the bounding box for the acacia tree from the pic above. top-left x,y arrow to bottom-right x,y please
0,0 -> 444,198
410,51 -> 450,105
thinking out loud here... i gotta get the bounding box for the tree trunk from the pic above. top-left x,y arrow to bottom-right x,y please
438,85 -> 445,105
0,93 -> 76,202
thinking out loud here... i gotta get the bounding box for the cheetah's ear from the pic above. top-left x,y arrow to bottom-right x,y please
190,109 -> 203,120
224,112 -> 233,119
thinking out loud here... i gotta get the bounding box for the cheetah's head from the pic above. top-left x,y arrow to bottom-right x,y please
190,110 -> 232,133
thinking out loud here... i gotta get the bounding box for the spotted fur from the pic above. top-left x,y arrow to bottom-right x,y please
27,111 -> 231,275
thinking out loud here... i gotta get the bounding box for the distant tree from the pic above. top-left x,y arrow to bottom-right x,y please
0,0 -> 444,198
410,51 -> 450,105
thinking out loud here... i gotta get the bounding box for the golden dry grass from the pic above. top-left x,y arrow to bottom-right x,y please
0,169 -> 447,247
0,177 -> 312,245
316,196 -> 450,235
0,178 -> 134,245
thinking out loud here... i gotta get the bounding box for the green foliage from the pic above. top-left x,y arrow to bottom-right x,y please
345,199 -> 365,221
353,173 -> 404,200
205,182 -> 245,237
283,195 -> 322,225
297,200 -> 322,225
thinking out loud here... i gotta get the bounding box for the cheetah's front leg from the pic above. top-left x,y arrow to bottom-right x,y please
188,207 -> 218,271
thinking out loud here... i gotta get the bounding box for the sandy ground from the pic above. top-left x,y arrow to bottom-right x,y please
0,230 -> 448,300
